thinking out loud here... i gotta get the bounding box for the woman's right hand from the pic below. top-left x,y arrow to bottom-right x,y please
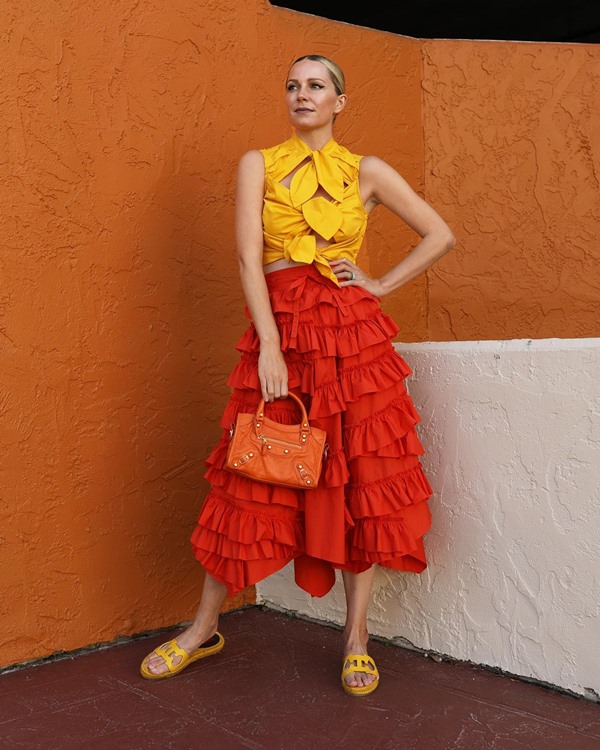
258,342 -> 288,402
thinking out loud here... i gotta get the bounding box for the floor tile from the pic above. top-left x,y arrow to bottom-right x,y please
0,606 -> 598,750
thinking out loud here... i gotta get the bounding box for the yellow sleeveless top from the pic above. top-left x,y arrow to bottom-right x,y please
260,133 -> 368,286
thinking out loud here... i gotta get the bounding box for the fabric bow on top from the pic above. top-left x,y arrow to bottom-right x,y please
289,147 -> 345,207
285,139 -> 347,283
261,134 -> 367,285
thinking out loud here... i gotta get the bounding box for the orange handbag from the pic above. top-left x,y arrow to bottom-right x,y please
225,393 -> 327,489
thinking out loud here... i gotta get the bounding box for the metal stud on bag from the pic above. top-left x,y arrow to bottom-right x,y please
225,392 -> 327,489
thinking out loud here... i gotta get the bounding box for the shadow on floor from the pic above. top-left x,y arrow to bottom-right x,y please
0,606 -> 599,749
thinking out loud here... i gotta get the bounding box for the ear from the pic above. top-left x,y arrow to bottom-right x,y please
334,94 -> 347,114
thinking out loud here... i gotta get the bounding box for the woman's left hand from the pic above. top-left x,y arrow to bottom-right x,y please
329,259 -> 385,297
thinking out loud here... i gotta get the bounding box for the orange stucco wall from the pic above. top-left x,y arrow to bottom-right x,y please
1,0 -> 598,667
422,40 -> 600,340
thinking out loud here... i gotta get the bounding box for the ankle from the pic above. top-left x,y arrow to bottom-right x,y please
343,626 -> 369,653
182,615 -> 218,643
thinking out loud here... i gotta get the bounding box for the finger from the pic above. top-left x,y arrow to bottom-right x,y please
276,375 -> 289,400
259,376 -> 268,402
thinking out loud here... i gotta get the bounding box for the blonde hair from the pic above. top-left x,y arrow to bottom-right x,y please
290,54 -> 346,96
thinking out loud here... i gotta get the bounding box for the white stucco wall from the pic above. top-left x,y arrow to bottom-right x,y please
256,338 -> 600,701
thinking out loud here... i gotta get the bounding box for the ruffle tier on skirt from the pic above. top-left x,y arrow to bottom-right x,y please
190,264 -> 434,598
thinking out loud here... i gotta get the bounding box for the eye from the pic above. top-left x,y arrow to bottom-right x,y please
286,83 -> 298,91
310,83 -> 324,89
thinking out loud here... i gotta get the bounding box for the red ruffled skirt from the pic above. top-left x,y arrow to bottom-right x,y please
190,265 -> 433,598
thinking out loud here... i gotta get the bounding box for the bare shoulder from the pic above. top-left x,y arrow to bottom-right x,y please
238,149 -> 265,175
359,154 -> 401,179
236,149 -> 266,211
236,150 -> 266,199
359,155 -> 411,210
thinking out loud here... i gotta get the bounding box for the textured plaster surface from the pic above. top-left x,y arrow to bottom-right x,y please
1,0 -> 269,668
2,0 -> 598,668
257,339 -> 600,700
423,40 -> 600,341
0,1 -> 423,666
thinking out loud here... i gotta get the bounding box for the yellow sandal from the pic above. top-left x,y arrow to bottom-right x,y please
341,653 -> 380,696
140,632 -> 225,681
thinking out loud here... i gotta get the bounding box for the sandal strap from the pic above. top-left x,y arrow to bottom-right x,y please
153,639 -> 188,671
342,654 -> 379,679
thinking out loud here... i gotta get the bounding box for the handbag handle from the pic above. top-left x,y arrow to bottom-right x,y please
255,392 -> 310,433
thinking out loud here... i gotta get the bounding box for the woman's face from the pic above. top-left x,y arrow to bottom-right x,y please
285,59 -> 346,131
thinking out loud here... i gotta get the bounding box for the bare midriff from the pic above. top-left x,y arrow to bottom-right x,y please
263,257 -> 314,275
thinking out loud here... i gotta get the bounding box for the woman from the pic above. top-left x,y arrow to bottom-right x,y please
141,54 -> 455,696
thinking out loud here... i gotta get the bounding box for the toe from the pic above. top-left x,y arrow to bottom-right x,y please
145,656 -> 166,675
144,651 -> 175,675
151,660 -> 166,675
343,652 -> 379,691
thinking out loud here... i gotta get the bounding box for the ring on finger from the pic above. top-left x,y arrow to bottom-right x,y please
349,271 -> 355,280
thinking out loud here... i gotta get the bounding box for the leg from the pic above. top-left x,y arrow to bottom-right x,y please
341,565 -> 378,689
143,572 -> 227,676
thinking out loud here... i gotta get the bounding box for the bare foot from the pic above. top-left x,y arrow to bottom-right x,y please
143,623 -> 218,676
342,637 -> 378,689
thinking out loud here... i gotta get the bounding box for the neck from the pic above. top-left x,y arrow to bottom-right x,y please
294,126 -> 335,152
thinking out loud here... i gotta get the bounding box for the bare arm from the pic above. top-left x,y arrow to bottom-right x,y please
330,155 -> 456,295
235,150 -> 288,401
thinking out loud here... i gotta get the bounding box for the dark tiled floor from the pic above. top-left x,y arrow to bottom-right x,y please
0,606 -> 599,750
